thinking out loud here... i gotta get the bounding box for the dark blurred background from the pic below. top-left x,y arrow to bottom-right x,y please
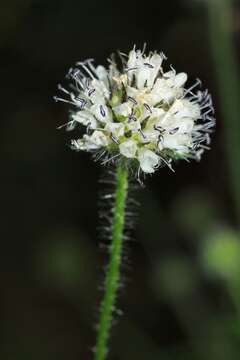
2,0 -> 240,359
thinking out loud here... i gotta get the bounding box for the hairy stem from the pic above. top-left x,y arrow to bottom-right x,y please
95,165 -> 128,360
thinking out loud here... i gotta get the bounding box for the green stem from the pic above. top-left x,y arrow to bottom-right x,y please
95,164 -> 128,360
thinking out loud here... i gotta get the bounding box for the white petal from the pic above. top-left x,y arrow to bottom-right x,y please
160,117 -> 194,134
119,139 -> 137,158
164,70 -> 175,79
169,99 -> 201,119
150,78 -> 176,104
89,131 -> 110,147
113,102 -> 132,117
162,133 -> 192,152
138,148 -> 160,173
181,99 -> 201,119
72,110 -> 98,129
126,120 -> 141,132
127,49 -> 142,70
105,122 -> 125,138
141,118 -> 160,142
127,49 -> 140,68
150,107 -> 166,119
144,53 -> 163,88
174,72 -> 187,87
87,79 -> 110,103
95,65 -> 109,87
72,134 -> 104,151
71,138 -> 89,150
131,53 -> 164,90
136,68 -> 152,90
176,118 -> 194,133
126,85 -> 139,99
90,104 -> 112,123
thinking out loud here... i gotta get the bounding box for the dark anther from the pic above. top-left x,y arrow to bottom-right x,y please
144,63 -> 154,68
169,127 -> 179,135
88,88 -> 96,97
154,125 -> 165,133
127,96 -> 137,105
100,105 -> 106,117
128,114 -> 137,122
110,133 -> 119,144
144,103 -> 152,113
157,134 -> 164,146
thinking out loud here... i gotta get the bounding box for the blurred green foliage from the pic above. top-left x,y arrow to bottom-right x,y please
203,228 -> 240,282
207,0 -> 240,221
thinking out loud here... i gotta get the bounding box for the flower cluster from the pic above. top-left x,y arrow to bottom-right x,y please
55,47 -> 215,174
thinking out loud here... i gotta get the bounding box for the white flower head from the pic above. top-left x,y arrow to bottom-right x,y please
55,46 -> 215,176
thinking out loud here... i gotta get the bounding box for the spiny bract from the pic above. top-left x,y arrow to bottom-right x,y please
55,47 -> 215,175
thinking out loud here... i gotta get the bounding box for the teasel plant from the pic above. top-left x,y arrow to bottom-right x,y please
55,45 -> 215,360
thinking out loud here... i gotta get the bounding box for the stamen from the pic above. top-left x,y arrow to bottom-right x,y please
169,127 -> 179,135
110,133 -> 119,144
94,150 -> 107,162
159,155 -> 175,172
68,68 -> 85,89
76,62 -> 96,80
101,153 -> 120,165
57,84 -> 70,95
142,43 -> 147,54
86,59 -> 97,76
100,105 -> 106,117
138,129 -> 146,139
125,67 -> 138,72
128,96 -> 138,105
144,63 -> 154,68
144,103 -> 152,113
200,94 -> 212,108
71,95 -> 87,109
57,120 -> 74,130
88,88 -> 96,97
128,111 -> 137,122
71,139 -> 80,150
157,134 -> 164,146
202,108 -> 213,118
154,125 -> 165,133
53,96 -> 76,106
118,50 -> 127,68
199,144 -> 211,150
200,104 -> 214,112
169,65 -> 176,75
184,78 -> 202,97
161,52 -> 167,60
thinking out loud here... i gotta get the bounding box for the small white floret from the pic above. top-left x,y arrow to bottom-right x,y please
119,139 -> 138,158
105,123 -> 125,138
89,131 -> 110,148
138,148 -> 160,173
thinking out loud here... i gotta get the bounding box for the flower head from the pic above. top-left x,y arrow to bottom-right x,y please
55,47 -> 215,175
